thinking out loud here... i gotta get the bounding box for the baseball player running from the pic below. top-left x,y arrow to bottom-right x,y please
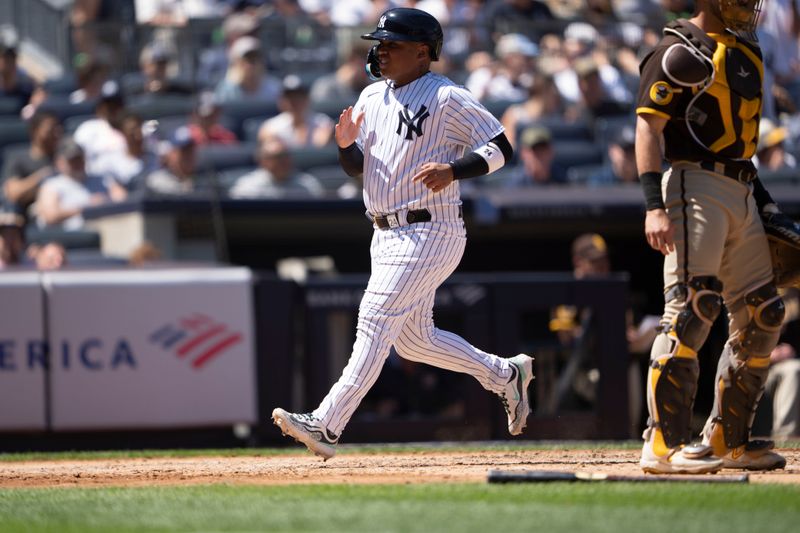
636,0 -> 800,473
273,8 -> 534,459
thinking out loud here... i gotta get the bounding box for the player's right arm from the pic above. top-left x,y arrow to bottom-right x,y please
636,113 -> 674,256
336,106 -> 365,178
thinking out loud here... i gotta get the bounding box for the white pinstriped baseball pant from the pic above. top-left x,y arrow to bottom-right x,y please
313,218 -> 514,436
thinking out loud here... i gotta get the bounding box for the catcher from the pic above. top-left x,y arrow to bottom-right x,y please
635,0 -> 800,473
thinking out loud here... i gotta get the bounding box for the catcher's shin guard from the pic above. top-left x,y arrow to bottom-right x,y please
645,277 -> 723,454
704,282 -> 785,464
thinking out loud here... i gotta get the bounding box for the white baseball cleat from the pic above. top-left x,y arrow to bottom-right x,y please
272,408 -> 339,461
640,441 -> 723,474
501,353 -> 535,436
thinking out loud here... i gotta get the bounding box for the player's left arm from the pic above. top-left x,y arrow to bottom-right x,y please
412,132 -> 513,192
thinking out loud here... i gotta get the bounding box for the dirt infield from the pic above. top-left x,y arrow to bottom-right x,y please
1,448 -> 799,488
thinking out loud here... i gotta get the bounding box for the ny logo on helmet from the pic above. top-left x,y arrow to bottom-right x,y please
378,15 -> 387,28
397,105 -> 430,140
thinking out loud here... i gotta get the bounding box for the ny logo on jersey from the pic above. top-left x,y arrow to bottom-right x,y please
397,105 -> 430,140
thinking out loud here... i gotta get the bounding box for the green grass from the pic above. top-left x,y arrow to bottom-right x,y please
0,482 -> 798,533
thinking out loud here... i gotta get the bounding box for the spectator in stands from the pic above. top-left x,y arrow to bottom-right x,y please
506,125 -> 567,186
553,23 -> 632,107
586,124 -> 638,186
214,36 -> 282,103
0,211 -> 24,269
187,91 -> 238,146
501,72 -> 565,148
565,56 -> 630,125
69,52 -> 112,104
93,112 -> 160,192
257,74 -> 333,148
131,42 -> 194,96
198,11 -> 261,89
2,111 -> 62,222
146,126 -> 198,195
465,33 -> 537,103
755,118 -> 797,173
229,138 -> 324,198
35,137 -> 126,230
761,288 -> 800,439
32,241 -> 68,271
73,80 -> 127,174
310,40 -> 372,103
0,30 -> 33,112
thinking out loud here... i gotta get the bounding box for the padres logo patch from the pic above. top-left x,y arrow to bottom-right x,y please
650,81 -> 675,106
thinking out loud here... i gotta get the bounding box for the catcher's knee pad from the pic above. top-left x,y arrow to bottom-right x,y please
667,276 -> 724,356
731,282 -> 785,362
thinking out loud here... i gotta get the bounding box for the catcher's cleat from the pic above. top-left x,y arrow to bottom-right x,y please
640,436 -> 723,474
272,408 -> 338,461
500,354 -> 535,436
703,423 -> 786,471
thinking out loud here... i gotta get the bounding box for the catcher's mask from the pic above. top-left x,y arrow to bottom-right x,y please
719,0 -> 763,37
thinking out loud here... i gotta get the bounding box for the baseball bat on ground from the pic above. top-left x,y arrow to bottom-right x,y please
487,470 -> 749,484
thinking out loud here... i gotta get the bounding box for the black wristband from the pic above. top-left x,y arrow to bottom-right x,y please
449,152 -> 489,180
338,142 -> 364,178
639,171 -> 665,210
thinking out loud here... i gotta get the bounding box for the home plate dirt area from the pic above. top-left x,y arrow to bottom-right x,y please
1,448 -> 799,488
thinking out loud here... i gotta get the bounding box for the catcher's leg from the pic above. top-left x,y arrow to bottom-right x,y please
702,281 -> 787,470
641,276 -> 724,474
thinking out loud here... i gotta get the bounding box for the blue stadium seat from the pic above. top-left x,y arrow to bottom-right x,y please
63,114 -> 95,134
311,97 -> 354,120
288,144 -> 339,171
219,100 -> 279,140
0,119 -> 30,154
38,96 -> 96,121
127,94 -> 194,120
517,118 -> 593,143
42,74 -> 78,95
307,164 -> 349,192
242,117 -> 265,143
552,140 -> 604,169
196,142 -> 257,172
0,95 -> 24,116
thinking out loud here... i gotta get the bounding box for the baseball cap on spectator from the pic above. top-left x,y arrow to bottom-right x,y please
572,233 -> 608,261
0,26 -> 19,55
520,125 -> 552,148
194,91 -> 220,118
168,126 -> 195,149
99,80 -> 124,103
229,36 -> 261,61
57,137 -> 85,160
758,118 -> 788,151
281,74 -> 308,94
564,22 -> 600,47
495,34 -> 539,59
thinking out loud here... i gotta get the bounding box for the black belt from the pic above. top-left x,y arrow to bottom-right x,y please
371,207 -> 462,230
698,160 -> 757,183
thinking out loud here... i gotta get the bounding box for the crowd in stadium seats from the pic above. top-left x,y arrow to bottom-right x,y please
1,0 -> 799,234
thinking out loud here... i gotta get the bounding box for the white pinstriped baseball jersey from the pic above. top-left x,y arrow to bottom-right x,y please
353,72 -> 504,215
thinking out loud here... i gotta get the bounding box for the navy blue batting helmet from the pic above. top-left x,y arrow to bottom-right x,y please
361,8 -> 443,61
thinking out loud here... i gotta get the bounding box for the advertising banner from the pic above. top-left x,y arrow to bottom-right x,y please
45,268 -> 257,430
0,272 -> 47,430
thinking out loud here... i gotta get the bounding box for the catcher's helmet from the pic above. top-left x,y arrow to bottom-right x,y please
361,8 -> 443,61
719,0 -> 763,38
